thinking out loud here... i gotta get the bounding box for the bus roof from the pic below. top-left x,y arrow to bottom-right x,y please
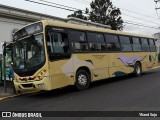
15,20 -> 154,39
44,20 -> 154,39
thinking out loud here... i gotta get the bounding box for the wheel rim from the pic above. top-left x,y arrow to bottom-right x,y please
136,65 -> 140,74
78,74 -> 87,86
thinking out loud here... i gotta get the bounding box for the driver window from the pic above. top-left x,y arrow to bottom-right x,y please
47,32 -> 69,54
46,28 -> 70,60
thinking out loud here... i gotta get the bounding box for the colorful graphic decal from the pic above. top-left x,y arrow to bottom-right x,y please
61,55 -> 105,78
112,71 -> 128,77
118,55 -> 146,66
113,55 -> 146,77
146,63 -> 155,68
146,53 -> 157,68
151,53 -> 158,62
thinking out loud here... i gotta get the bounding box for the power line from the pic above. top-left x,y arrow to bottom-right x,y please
73,0 -> 160,24
114,0 -> 157,18
124,22 -> 158,29
114,0 -> 160,23
74,0 -> 160,21
114,0 -> 143,11
25,0 -> 76,12
114,1 -> 159,20
123,13 -> 160,25
124,20 -> 159,29
80,0 -> 90,3
25,0 -> 89,15
80,0 -> 160,22
24,0 -> 160,29
120,8 -> 159,20
38,0 -> 85,12
71,0 -> 89,5
38,0 -> 160,23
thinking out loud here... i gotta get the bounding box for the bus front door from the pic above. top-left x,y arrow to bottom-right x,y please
46,30 -> 74,89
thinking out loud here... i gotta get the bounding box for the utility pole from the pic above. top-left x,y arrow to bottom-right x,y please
155,0 -> 160,29
155,0 -> 160,9
3,42 -> 7,93
155,0 -> 160,3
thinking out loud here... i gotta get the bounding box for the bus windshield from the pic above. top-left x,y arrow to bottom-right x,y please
13,34 -> 45,70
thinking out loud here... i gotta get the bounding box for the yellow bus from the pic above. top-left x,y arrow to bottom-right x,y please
12,20 -> 158,93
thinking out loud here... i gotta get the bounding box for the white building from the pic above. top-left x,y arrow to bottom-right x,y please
0,4 -> 110,54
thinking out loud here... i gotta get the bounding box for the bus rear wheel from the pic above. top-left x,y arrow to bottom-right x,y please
134,62 -> 142,77
75,69 -> 90,90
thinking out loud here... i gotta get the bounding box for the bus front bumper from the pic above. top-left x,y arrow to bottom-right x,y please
13,77 -> 51,91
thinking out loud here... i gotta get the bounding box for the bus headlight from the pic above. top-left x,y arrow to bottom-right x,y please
38,74 -> 43,80
37,69 -> 47,80
38,83 -> 45,89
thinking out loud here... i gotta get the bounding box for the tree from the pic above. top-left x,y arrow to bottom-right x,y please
68,9 -> 88,20
89,0 -> 123,30
68,0 -> 123,30
108,8 -> 123,30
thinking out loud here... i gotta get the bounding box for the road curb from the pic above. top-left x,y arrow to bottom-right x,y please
0,90 -> 40,101
0,94 -> 18,101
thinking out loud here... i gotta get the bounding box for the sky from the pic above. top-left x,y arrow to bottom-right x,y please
0,0 -> 160,35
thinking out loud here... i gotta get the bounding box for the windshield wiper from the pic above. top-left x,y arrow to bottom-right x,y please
28,35 -> 41,50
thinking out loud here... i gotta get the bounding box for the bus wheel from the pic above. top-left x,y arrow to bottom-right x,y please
134,62 -> 141,77
75,69 -> 90,90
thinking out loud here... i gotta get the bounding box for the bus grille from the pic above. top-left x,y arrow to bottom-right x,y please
21,84 -> 35,88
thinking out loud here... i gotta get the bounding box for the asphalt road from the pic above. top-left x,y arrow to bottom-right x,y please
0,68 -> 160,119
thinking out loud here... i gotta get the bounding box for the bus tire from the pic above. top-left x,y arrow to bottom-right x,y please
75,69 -> 90,90
134,62 -> 141,77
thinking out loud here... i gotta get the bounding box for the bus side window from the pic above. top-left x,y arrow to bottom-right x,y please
70,31 -> 88,52
149,39 -> 156,52
87,32 -> 106,51
132,37 -> 142,52
105,34 -> 121,51
119,36 -> 132,52
141,38 -> 150,52
53,33 -> 64,53
46,29 -> 70,60
46,31 -> 69,54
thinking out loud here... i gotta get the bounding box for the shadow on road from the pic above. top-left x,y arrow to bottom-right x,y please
91,69 -> 159,88
25,69 -> 160,99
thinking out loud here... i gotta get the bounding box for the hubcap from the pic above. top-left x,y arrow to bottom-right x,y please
136,65 -> 140,74
78,74 -> 87,86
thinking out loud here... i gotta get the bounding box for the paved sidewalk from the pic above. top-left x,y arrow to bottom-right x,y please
0,82 -> 16,100
0,82 -> 40,101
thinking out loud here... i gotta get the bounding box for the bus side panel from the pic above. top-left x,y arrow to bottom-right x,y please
90,53 -> 109,81
141,52 -> 158,72
72,54 -> 93,82
109,53 -> 135,77
108,53 -> 122,77
49,58 -> 74,90
120,53 -> 135,74
150,52 -> 159,67
134,52 -> 152,72
72,53 -> 109,82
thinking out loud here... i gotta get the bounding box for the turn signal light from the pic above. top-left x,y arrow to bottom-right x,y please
34,76 -> 37,79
